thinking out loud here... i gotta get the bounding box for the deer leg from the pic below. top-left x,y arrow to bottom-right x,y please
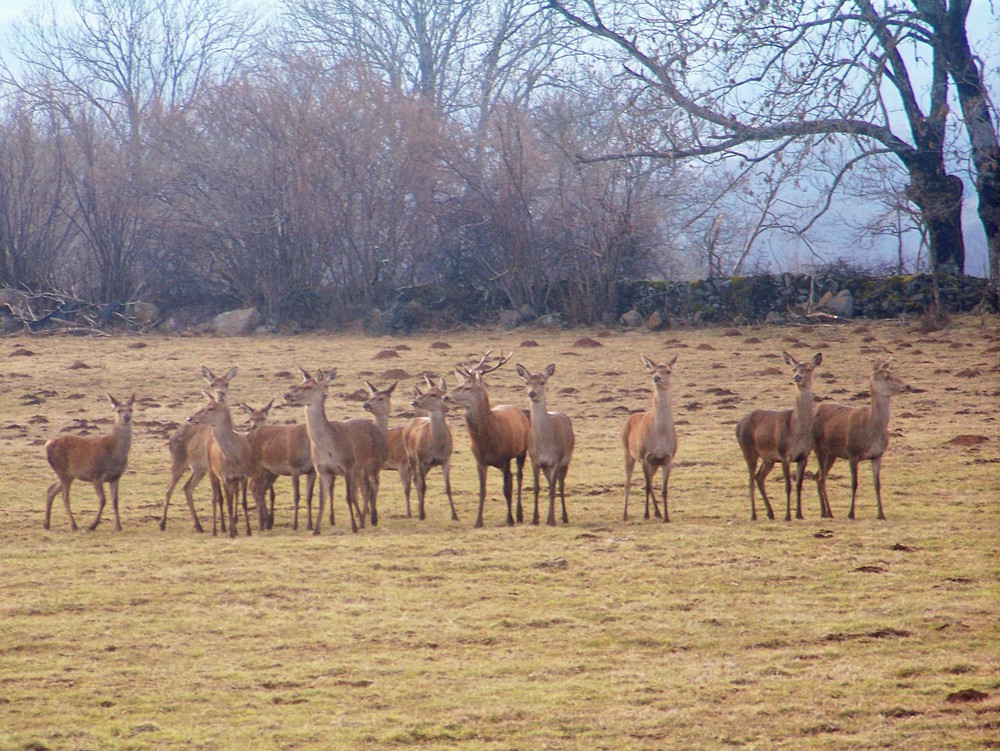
209,475 -> 225,536
369,470 -> 380,527
661,463 -> 671,523
60,481 -> 79,531
442,462 -> 458,522
623,453 -> 635,521
475,464 -> 488,529
558,466 -> 569,524
313,472 -> 328,536
44,482 -> 62,530
415,463 -> 427,521
502,464 -> 515,527
780,459 -> 793,522
744,455 -> 759,521
330,476 -> 337,525
400,460 -> 413,518
794,456 -> 807,520
754,460 -> 776,520
871,455 -> 886,521
345,474 -> 359,533
182,470 -> 206,533
305,471 -> 316,531
110,478 -> 122,531
515,455 -> 525,524
88,482 -> 107,531
848,459 -> 860,520
225,479 -> 236,539
642,462 -> 655,520
816,454 -> 836,519
546,466 -> 557,527
241,480 -> 252,536
160,465 -> 187,531
532,462 -> 542,525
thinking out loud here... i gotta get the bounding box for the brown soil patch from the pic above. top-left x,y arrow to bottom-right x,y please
573,337 -> 602,348
373,349 -> 400,360
944,435 -> 990,447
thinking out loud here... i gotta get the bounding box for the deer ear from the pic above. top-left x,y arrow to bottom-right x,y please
128,393 -> 136,405
438,377 -> 447,392
364,380 -> 377,395
544,363 -> 556,378
812,352 -> 823,367
667,354 -> 678,367
782,351 -> 795,366
238,402 -> 253,415
413,384 -> 423,397
107,393 -> 119,408
297,366 -> 310,382
200,389 -> 214,402
640,355 -> 655,371
515,363 -> 529,380
225,366 -> 238,381
387,381 -> 398,395
200,366 -> 213,381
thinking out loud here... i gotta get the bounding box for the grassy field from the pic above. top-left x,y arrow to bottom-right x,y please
1,315 -> 998,750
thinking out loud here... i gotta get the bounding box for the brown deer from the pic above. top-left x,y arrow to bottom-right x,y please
362,381 -> 417,516
160,366 -> 238,532
735,351 -> 823,521
812,357 -> 906,520
44,393 -> 135,531
403,377 -> 458,522
621,355 -> 678,522
186,393 -> 254,537
443,351 -> 529,528
515,363 -> 574,526
282,368 -> 363,534
239,400 -> 316,531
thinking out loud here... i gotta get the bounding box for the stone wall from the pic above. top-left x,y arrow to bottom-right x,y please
619,273 -> 995,327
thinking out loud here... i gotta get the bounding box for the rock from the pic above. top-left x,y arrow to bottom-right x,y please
821,289 -> 855,317
644,311 -> 669,331
620,309 -> 644,327
209,308 -> 262,336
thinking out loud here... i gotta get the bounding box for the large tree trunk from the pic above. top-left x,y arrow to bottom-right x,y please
905,167 -> 965,275
933,0 -> 1000,294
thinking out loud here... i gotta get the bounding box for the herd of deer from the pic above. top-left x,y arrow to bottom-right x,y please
42,349 -> 907,535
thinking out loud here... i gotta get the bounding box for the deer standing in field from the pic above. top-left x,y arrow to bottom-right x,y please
362,381 -> 418,516
515,363 -> 574,526
185,394 -> 254,537
160,366 -> 237,532
44,393 -> 135,531
239,400 -> 316,531
812,357 -> 906,520
404,377 -> 458,522
283,368 -> 363,534
735,351 -> 823,521
443,351 -> 529,528
622,355 -> 678,522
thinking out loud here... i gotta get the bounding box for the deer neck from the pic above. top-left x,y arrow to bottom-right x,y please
370,409 -> 389,436
528,398 -> 554,436
112,418 -> 133,453
300,396 -> 334,442
867,383 -> 892,434
792,385 -> 814,434
651,387 -> 674,429
210,408 -> 241,454
464,390 -> 496,436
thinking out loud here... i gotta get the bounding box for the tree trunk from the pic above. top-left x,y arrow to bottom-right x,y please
935,0 -> 1000,294
905,166 -> 965,275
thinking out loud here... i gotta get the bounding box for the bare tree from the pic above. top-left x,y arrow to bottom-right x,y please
546,0 -> 978,277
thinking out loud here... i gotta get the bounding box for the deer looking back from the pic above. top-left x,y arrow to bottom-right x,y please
44,393 -> 135,531
621,355 -> 678,522
735,351 -> 822,521
812,357 -> 906,520
444,351 -> 529,528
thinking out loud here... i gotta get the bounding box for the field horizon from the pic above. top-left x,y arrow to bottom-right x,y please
1,315 -> 998,750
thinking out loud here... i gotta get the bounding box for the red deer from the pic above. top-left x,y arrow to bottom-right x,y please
443,351 -> 529,528
186,394 -> 254,537
44,393 -> 135,531
403,377 -> 458,522
283,369 -> 363,534
622,355 -> 678,522
362,381 -> 417,516
735,352 -> 823,521
160,366 -> 237,532
239,400 -> 315,531
515,363 -> 574,526
812,357 -> 906,520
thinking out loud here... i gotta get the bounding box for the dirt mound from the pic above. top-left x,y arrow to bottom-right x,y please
573,337 -> 602,348
944,435 -> 990,447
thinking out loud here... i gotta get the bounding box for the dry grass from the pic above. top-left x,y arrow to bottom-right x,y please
1,316 -> 998,750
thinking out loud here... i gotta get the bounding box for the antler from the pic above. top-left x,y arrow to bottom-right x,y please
474,350 -> 513,376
